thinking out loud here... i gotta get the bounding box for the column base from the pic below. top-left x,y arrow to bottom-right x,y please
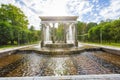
75,40 -> 78,47
41,41 -> 44,47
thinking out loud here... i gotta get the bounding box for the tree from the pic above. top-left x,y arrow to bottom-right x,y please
29,25 -> 40,43
101,23 -> 112,43
0,21 -> 12,45
29,25 -> 35,31
110,19 -> 120,42
56,23 -> 64,41
88,18 -> 120,43
0,4 -> 28,29
88,25 -> 98,42
77,21 -> 87,41
0,4 -> 41,45
0,4 -> 28,45
86,22 -> 97,33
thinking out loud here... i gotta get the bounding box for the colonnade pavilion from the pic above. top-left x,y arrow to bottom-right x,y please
39,16 -> 78,48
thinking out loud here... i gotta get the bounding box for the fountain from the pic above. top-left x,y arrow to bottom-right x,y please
0,16 -> 120,79
40,16 -> 78,49
37,16 -> 81,54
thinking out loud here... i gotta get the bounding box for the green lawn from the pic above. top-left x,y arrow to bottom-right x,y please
0,45 -> 18,50
0,42 -> 39,50
85,42 -> 120,47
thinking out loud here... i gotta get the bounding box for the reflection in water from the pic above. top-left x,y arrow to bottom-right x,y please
0,51 -> 119,77
6,53 -> 48,77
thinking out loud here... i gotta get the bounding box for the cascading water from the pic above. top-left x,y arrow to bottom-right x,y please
45,26 -> 50,43
69,25 -> 73,43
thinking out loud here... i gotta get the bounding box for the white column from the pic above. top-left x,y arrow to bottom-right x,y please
51,23 -> 55,43
41,23 -> 44,47
45,24 -> 50,43
75,22 -> 78,47
72,24 -> 75,42
43,25 -> 46,42
48,24 -> 51,43
69,23 -> 73,43
66,23 -> 69,43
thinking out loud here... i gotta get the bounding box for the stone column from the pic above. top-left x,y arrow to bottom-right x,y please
68,24 -> 70,42
44,24 -> 46,42
63,23 -> 67,43
66,23 -> 69,43
48,24 -> 51,42
72,25 -> 74,42
69,23 -> 73,43
68,23 -> 71,43
72,23 -> 75,42
45,23 -> 50,42
75,22 -> 78,47
41,23 -> 44,47
51,23 -> 55,43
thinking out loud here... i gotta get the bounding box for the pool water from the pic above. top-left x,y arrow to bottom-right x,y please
0,51 -> 120,77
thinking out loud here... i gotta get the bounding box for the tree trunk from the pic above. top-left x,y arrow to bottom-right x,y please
11,40 -> 14,45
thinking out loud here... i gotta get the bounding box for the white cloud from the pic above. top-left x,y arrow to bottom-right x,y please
93,0 -> 99,3
0,0 -> 41,29
0,0 -> 15,4
1,0 -> 120,29
41,0 -> 69,16
66,0 -> 94,21
0,0 -> 70,29
100,0 -> 120,20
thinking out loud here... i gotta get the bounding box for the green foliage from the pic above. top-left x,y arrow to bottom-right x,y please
56,23 -> 64,41
77,21 -> 97,41
78,18 -> 120,43
101,22 -> 112,42
77,21 -> 86,41
29,25 -> 35,31
88,25 -> 101,42
0,21 -> 12,45
110,20 -> 120,42
0,4 -> 28,29
86,22 -> 97,32
0,4 -> 40,46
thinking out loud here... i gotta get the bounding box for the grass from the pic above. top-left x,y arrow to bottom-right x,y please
1,41 -> 120,50
0,42 -> 39,50
0,45 -> 18,49
84,42 -> 120,48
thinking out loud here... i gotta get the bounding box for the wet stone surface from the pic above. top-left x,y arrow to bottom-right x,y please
0,51 -> 120,77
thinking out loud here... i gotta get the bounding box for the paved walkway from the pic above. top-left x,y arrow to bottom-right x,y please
0,74 -> 120,80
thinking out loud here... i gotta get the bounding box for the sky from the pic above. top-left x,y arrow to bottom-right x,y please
0,0 -> 120,29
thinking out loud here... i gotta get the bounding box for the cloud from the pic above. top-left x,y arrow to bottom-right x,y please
100,0 -> 120,20
67,0 -> 88,14
0,0 -> 15,4
0,0 -> 120,29
0,0 -> 70,29
66,0 -> 94,21
66,0 -> 116,23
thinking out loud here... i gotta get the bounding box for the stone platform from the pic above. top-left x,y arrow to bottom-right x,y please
18,44 -> 101,55
44,43 -> 74,48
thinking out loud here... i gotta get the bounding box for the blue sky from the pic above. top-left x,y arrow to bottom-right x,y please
0,0 -> 120,29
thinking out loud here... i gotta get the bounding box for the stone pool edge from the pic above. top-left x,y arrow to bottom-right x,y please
82,43 -> 120,55
0,74 -> 120,80
0,43 -> 120,55
0,44 -> 37,57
